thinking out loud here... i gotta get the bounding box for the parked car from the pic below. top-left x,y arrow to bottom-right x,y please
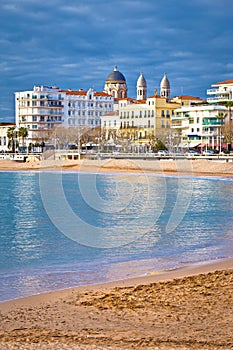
202,150 -> 214,155
185,150 -> 199,156
157,150 -> 170,156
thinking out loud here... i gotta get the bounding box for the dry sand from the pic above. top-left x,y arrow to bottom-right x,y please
1,157 -> 233,177
1,158 -> 233,349
1,259 -> 233,349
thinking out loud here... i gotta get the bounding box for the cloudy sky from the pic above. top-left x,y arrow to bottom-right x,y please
0,0 -> 233,122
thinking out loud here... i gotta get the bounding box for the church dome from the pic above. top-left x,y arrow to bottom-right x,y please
137,73 -> 147,87
106,65 -> 126,83
160,73 -> 170,89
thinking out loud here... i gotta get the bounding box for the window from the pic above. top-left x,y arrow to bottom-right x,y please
161,110 -> 165,117
32,116 -> 37,122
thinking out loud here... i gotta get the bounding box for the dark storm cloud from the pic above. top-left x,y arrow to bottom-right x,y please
0,0 -> 233,121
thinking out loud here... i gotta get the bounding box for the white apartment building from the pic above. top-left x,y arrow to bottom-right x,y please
63,88 -> 114,127
207,79 -> 233,103
15,86 -> 65,146
171,104 -> 227,149
15,86 -> 114,146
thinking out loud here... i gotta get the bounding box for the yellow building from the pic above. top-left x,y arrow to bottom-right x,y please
118,95 -> 180,145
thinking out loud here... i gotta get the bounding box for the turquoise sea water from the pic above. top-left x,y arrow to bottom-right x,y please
0,170 -> 233,302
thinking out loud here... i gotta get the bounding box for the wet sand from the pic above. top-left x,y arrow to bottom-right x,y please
1,259 -> 233,349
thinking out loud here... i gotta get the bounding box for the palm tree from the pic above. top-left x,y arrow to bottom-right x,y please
18,127 -> 28,152
216,111 -> 227,152
7,127 -> 17,153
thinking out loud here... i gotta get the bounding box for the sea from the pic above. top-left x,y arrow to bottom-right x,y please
0,170 -> 233,302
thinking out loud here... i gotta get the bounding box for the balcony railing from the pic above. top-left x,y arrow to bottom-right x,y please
202,121 -> 223,126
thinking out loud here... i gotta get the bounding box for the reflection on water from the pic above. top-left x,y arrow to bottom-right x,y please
0,172 -> 233,301
11,173 -> 45,261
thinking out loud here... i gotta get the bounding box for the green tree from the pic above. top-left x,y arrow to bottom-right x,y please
18,127 -> 28,152
221,121 -> 233,150
7,127 -> 17,152
155,139 -> 167,151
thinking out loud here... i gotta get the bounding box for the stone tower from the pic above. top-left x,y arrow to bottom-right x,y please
160,73 -> 170,98
137,72 -> 147,100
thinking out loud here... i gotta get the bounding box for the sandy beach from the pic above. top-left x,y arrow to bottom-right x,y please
1,158 -> 233,349
1,157 -> 233,177
0,259 -> 233,349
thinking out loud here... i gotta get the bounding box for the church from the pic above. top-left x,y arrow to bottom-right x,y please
104,65 -> 171,100
101,66 -> 180,150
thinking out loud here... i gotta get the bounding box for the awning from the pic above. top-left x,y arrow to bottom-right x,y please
188,141 -> 201,148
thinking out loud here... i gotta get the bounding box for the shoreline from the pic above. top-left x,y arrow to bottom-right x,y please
1,258 -> 233,349
1,157 -> 233,178
1,256 -> 233,308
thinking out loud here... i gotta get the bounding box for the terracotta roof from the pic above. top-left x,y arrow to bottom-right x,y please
118,97 -> 135,101
0,123 -> 16,126
60,90 -> 112,97
94,92 -> 111,97
61,90 -> 87,95
214,79 -> 233,86
148,95 -> 161,99
177,95 -> 202,100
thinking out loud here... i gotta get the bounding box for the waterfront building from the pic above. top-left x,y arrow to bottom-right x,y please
116,95 -> 180,147
15,86 -> 114,146
171,104 -> 227,150
0,123 -> 16,152
207,79 -> 233,103
15,86 -> 65,146
61,88 -> 114,127
101,72 -> 182,149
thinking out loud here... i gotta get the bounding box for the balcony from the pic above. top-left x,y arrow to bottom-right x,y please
202,120 -> 223,126
207,96 -> 231,103
207,88 -> 221,94
171,120 -> 183,128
